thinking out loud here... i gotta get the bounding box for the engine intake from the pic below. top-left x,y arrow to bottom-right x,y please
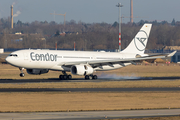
70,65 -> 93,75
26,69 -> 49,75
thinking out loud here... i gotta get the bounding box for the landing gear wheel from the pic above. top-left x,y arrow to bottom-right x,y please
93,75 -> 97,79
20,73 -> 25,77
59,71 -> 72,80
63,75 -> 67,80
85,75 -> 98,80
59,75 -> 72,80
67,75 -> 72,79
59,75 -> 63,80
85,75 -> 89,80
89,75 -> 93,80
19,68 -> 25,77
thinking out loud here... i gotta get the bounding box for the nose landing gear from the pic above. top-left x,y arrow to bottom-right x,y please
19,68 -> 25,77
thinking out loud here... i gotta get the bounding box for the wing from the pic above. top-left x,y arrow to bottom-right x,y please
58,51 -> 176,68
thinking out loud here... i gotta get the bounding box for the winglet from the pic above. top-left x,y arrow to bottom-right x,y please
167,51 -> 176,57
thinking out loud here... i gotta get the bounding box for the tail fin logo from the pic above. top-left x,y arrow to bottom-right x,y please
136,37 -> 146,47
134,30 -> 148,51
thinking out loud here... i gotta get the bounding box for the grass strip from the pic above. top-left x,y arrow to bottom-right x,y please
0,92 -> 179,112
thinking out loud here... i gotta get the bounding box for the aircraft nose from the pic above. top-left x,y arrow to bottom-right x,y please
5,56 -> 13,64
5,56 -> 10,63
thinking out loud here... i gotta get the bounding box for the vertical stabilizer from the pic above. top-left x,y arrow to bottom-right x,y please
121,24 -> 152,54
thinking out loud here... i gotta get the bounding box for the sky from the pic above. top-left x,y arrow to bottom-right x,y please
0,0 -> 179,24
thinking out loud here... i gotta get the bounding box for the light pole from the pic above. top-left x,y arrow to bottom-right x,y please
116,3 -> 123,52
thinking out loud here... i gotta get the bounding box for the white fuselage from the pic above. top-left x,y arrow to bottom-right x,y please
6,49 -> 135,71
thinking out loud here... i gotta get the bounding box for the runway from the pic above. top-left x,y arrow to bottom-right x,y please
0,109 -> 180,120
1,76 -> 180,83
0,87 -> 179,92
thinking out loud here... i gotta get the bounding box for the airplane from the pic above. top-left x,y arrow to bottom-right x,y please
5,24 -> 176,80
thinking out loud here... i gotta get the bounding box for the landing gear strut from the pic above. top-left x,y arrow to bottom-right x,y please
59,71 -> 72,80
85,74 -> 97,80
19,68 -> 25,77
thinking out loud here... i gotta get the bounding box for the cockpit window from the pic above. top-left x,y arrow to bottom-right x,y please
9,54 -> 18,57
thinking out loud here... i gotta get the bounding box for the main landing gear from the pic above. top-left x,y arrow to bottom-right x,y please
59,71 -> 72,80
19,68 -> 25,77
59,71 -> 98,80
85,74 -> 98,80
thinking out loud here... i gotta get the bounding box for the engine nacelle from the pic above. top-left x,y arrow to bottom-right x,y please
26,69 -> 49,75
70,65 -> 93,75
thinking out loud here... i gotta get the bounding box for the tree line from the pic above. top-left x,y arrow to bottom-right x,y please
0,18 -> 180,51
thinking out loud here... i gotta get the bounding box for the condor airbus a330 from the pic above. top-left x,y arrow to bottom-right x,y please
5,24 -> 176,80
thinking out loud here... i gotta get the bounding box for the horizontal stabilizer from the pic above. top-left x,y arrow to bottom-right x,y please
167,51 -> 176,57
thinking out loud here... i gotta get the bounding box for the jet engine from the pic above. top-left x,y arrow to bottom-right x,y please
70,65 -> 93,75
26,69 -> 49,75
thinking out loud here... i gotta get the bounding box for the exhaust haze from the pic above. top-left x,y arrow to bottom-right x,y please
98,73 -> 141,80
